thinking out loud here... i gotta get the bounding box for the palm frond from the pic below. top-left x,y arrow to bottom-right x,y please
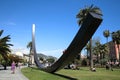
0,30 -> 4,37
0,30 -> 12,60
76,4 -> 103,26
0,35 -> 11,42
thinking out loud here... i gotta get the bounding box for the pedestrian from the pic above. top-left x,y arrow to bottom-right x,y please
11,61 -> 16,74
18,62 -> 21,69
110,61 -> 113,71
106,62 -> 110,70
92,67 -> 96,72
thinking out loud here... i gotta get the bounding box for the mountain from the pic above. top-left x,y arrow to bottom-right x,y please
37,53 -> 57,60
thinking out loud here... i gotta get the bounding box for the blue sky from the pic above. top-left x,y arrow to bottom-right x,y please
0,0 -> 120,58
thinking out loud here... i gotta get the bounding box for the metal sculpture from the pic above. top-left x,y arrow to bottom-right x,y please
32,12 -> 103,73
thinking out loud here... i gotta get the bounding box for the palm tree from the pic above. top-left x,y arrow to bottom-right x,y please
99,44 -> 109,66
0,30 -> 13,69
103,30 -> 110,60
0,54 -> 3,64
93,41 -> 109,66
85,42 -> 90,59
112,30 -> 120,63
103,30 -> 110,43
27,41 -> 32,53
84,42 -> 91,66
76,4 -> 103,25
93,41 -> 101,63
27,41 -> 32,65
76,4 -> 103,70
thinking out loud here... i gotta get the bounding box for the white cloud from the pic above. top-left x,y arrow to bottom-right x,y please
1,22 -> 16,26
11,48 -> 29,55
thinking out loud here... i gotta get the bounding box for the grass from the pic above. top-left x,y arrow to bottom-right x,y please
21,67 -> 120,80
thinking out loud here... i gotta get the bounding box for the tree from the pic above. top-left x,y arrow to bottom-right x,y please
8,54 -> 23,63
92,41 -> 101,63
84,42 -> 91,66
103,30 -> 110,60
93,41 -> 109,66
112,30 -> 120,63
100,44 -> 109,66
76,4 -> 102,25
103,30 -> 110,43
27,41 -> 32,53
85,42 -> 90,59
76,4 -> 103,70
27,41 -> 33,65
0,30 -> 13,69
46,58 -> 55,63
0,54 -> 3,64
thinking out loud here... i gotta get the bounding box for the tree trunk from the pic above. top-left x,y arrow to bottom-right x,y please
87,51 -> 89,59
117,44 -> 120,65
97,54 -> 99,63
99,53 -> 103,66
28,54 -> 31,67
3,62 -> 7,70
90,38 -> 93,70
3,65 -> 7,70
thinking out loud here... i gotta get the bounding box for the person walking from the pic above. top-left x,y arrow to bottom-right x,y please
18,62 -> 21,69
11,61 -> 16,74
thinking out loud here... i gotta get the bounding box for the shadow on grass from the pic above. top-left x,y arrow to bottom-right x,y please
53,73 -> 78,80
29,67 -> 78,80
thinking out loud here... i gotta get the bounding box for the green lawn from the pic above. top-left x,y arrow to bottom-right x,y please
21,67 -> 120,80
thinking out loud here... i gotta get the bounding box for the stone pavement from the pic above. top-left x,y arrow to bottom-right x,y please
0,66 -> 29,80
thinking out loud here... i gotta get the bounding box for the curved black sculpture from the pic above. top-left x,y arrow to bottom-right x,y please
32,12 -> 103,73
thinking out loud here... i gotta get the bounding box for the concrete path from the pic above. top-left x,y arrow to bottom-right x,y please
0,66 -> 29,80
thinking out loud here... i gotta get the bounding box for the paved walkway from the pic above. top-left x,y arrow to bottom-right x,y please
0,66 -> 29,80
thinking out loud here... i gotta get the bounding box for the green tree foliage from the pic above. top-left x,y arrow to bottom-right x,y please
112,30 -> 120,62
0,30 -> 13,69
8,54 -> 23,63
27,41 -> 32,65
27,41 -> 32,54
39,57 -> 44,61
103,30 -> 110,43
112,30 -> 120,45
46,58 -> 55,63
93,41 -> 109,66
85,42 -> 90,59
76,4 -> 102,25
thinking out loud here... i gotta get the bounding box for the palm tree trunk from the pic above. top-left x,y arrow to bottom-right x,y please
28,54 -> 30,67
117,45 -> 120,65
3,65 -> 7,70
97,54 -> 99,63
28,51 -> 32,67
87,51 -> 89,59
100,53 -> 102,66
106,37 -> 110,62
90,38 -> 93,70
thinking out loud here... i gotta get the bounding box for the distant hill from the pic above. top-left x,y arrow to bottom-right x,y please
37,53 -> 57,60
